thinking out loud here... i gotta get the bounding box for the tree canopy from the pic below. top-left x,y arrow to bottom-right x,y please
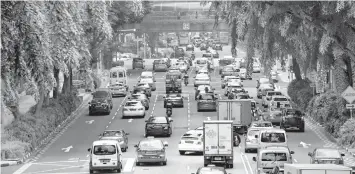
204,1 -> 355,91
1,1 -> 151,116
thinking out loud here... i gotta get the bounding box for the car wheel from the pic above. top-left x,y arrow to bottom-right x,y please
89,169 -> 94,173
89,111 -> 93,116
117,167 -> 121,173
136,162 -> 140,166
300,126 -> 305,132
179,151 -> 185,155
162,161 -> 167,166
106,110 -> 111,115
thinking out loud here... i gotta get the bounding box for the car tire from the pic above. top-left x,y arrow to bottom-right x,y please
89,169 -> 94,174
136,162 -> 140,166
162,161 -> 167,166
300,126 -> 305,132
106,110 -> 110,115
179,151 -> 185,155
117,167 -> 121,173
245,148 -> 249,153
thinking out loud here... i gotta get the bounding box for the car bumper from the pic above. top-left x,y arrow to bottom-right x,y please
166,101 -> 183,107
122,111 -> 145,117
282,123 -> 304,129
89,106 -> 110,113
112,91 -> 127,96
245,142 -> 259,149
194,82 -> 210,86
146,129 -> 170,136
253,68 -> 261,72
155,67 -> 167,71
178,144 -> 203,152
136,156 -> 166,163
198,104 -> 216,110
90,164 -> 121,170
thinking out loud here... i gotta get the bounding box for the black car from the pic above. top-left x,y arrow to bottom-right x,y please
163,94 -> 184,108
280,108 -> 305,132
200,43 -> 208,51
194,165 -> 228,173
132,58 -> 145,69
214,44 -> 223,51
145,116 -> 173,137
89,89 -> 113,115
186,44 -> 194,51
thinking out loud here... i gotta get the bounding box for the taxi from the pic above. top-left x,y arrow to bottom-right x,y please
134,137 -> 168,166
178,130 -> 203,155
196,92 -> 218,112
122,100 -> 146,118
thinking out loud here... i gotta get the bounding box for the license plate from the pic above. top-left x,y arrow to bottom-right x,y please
215,157 -> 222,160
101,159 -> 110,163
323,160 -> 334,164
185,141 -> 194,144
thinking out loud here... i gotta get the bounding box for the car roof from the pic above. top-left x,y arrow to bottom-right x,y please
196,74 -> 209,78
272,95 -> 287,99
260,128 -> 286,133
92,140 -> 118,146
260,146 -> 290,152
141,71 -> 153,75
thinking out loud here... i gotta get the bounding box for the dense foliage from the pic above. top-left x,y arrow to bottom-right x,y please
287,79 -> 313,110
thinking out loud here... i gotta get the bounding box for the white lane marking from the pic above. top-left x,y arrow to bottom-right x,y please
293,158 -> 298,163
240,153 -> 249,174
245,153 -> 254,174
112,117 -> 115,119
31,160 -> 90,164
207,117 -> 211,120
187,94 -> 191,130
86,154 -> 89,157
25,165 -> 83,174
150,94 -> 158,116
122,158 -> 135,172
85,120 -> 94,124
13,163 -> 33,174
115,112 -> 118,115
128,119 -> 133,123
61,146 -> 73,152
108,121 -> 111,124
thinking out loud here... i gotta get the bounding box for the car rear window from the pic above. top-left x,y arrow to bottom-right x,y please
148,117 -> 168,123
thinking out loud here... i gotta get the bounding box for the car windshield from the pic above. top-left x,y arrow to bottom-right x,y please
268,92 -> 282,96
125,102 -> 138,106
199,94 -> 214,100
261,132 -> 286,143
203,54 -> 212,57
93,145 -> 116,155
261,152 -> 287,161
169,70 -> 181,73
111,84 -> 124,88
316,149 -> 341,158
93,91 -> 108,98
137,83 -> 148,87
102,131 -> 123,137
196,60 -> 207,64
138,140 -> 163,150
252,122 -> 273,127
167,94 -> 180,98
238,95 -> 249,99
148,117 -> 168,123
274,98 -> 288,101
166,74 -> 180,79
131,95 -> 143,100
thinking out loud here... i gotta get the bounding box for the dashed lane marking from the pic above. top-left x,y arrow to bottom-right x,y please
187,94 -> 191,130
240,153 -> 250,174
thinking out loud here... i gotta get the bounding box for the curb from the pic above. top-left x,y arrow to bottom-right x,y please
5,93 -> 93,166
1,160 -> 21,167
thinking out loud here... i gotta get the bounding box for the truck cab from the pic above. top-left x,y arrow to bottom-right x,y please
283,163 -> 353,174
165,73 -> 182,93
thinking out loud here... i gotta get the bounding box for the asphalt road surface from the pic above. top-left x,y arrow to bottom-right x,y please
5,45 -> 351,174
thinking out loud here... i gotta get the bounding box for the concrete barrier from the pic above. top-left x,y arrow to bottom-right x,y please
1,160 -> 21,167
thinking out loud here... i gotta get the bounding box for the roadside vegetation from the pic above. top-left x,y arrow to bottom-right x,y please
1,1 -> 151,160
206,1 -> 355,147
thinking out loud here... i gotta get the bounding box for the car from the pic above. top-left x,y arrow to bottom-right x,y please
221,66 -> 238,78
253,146 -> 294,174
195,85 -> 214,99
195,58 -> 209,73
178,130 -> 203,155
129,93 -> 150,110
197,69 -> 210,77
175,62 -> 188,73
269,96 -> 290,109
239,68 -> 252,80
308,148 -> 345,164
271,71 -> 278,82
202,53 -> 213,59
193,165 -> 227,174
168,68 -> 183,79
134,137 -> 168,166
186,44 -> 194,51
200,43 -> 208,50
89,89 -> 113,115
262,91 -> 283,107
109,82 -> 128,97
257,83 -> 275,99
266,108 -> 283,126
132,57 -> 145,69
235,93 -> 251,99
196,92 -> 218,112
153,60 -> 168,72
122,100 -> 146,118
194,74 -> 211,87
163,94 -> 184,108
250,121 -> 274,129
210,50 -> 219,58
139,78 -> 156,91
224,82 -> 243,96
133,83 -> 152,97
257,77 -> 272,88
219,57 -> 234,74
99,130 -> 129,152
145,116 -> 173,137
253,63 -> 261,73
213,44 -> 223,51
280,108 -> 305,132
221,76 -> 241,89
244,128 -> 262,153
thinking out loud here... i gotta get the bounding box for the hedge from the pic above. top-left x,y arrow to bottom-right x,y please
1,91 -> 82,160
306,91 -> 349,138
338,119 -> 355,148
287,78 -> 313,110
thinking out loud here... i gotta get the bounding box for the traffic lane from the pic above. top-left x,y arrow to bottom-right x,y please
33,96 -> 127,163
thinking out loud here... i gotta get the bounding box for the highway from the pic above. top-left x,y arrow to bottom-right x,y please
6,45 -> 348,174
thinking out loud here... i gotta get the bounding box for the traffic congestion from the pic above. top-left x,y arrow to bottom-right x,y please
10,32 -> 355,174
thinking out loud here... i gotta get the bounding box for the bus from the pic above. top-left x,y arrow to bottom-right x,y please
109,66 -> 128,86
220,32 -> 229,45
179,32 -> 189,46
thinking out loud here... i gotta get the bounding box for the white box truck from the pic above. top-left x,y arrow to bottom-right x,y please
283,164 -> 352,174
203,120 -> 234,168
217,100 -> 252,134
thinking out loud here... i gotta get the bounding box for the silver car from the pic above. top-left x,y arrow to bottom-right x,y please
99,130 -> 129,152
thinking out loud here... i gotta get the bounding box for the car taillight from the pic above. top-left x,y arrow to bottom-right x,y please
197,142 -> 202,145
123,108 -> 129,111
138,108 -> 144,110
301,117 -> 304,121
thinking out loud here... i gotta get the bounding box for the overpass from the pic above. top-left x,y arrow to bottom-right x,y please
121,1 -> 230,32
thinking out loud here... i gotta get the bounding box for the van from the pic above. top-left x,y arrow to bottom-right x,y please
88,140 -> 123,173
109,66 -> 128,86
252,146 -> 294,174
256,128 -> 287,148
140,71 -> 156,82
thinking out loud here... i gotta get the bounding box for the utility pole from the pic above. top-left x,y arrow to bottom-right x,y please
143,33 -> 146,59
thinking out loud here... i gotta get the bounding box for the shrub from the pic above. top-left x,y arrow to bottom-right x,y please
1,91 -> 82,160
306,91 -> 349,138
287,78 -> 313,110
338,119 -> 355,148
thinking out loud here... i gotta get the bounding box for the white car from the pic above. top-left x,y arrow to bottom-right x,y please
197,69 -> 209,76
271,71 -> 278,82
194,74 -> 211,87
178,130 -> 203,155
176,62 -> 188,73
269,96 -> 290,109
122,100 -> 145,118
139,78 -> 156,91
250,121 -> 274,129
253,63 -> 261,73
195,58 -> 208,73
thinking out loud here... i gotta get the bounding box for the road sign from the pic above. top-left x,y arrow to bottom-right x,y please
310,83 -> 316,87
346,104 -> 355,109
183,23 -> 190,30
309,71 -> 317,82
342,86 -> 355,103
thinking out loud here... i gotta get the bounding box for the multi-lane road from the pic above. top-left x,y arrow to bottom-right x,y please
4,45 -> 354,174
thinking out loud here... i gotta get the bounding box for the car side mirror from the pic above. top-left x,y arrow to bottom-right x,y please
290,151 -> 295,154
88,148 -> 91,152
252,157 -> 256,161
126,133 -> 130,135
255,135 -> 258,138
134,145 -> 138,148
308,152 -> 312,157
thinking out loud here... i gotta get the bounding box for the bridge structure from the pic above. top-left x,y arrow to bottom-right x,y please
121,1 -> 230,32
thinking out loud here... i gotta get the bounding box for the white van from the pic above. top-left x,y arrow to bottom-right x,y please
88,140 -> 123,173
110,67 -> 128,86
140,71 -> 156,82
256,128 -> 287,148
